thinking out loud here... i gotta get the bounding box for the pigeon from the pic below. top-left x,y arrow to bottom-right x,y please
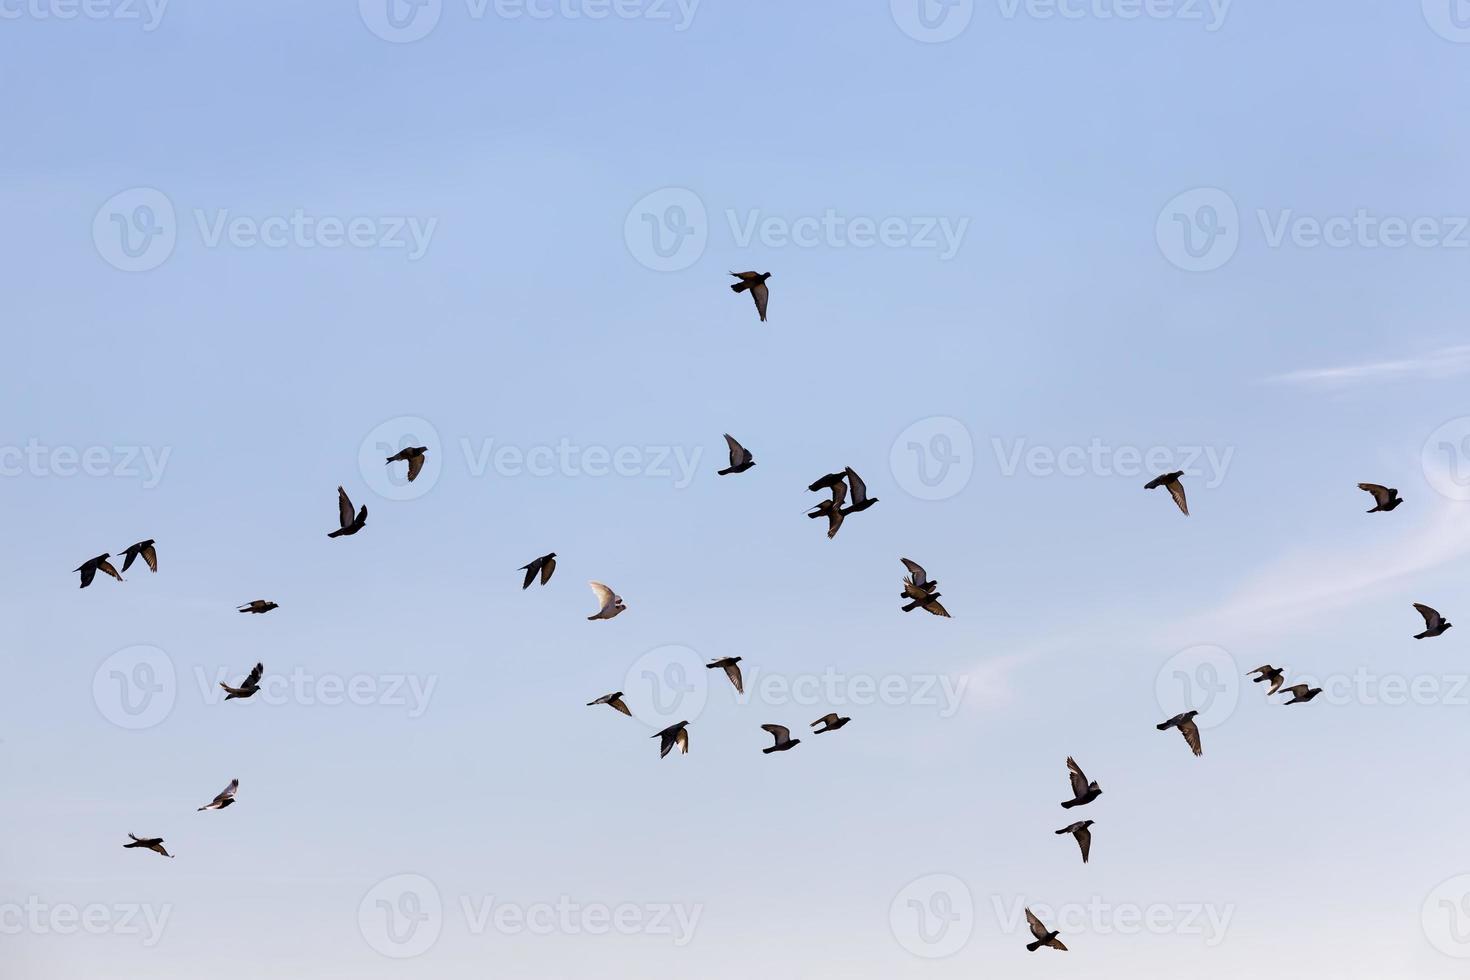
385,446 -> 428,483
1279,684 -> 1322,705
1156,710 -> 1203,756
899,561 -> 950,617
807,472 -> 846,494
760,724 -> 801,754
1358,483 -> 1402,513
717,434 -> 755,475
1025,908 -> 1067,952
586,692 -> 632,716
1249,665 -> 1286,695
197,779 -> 238,811
237,600 -> 279,614
1145,471 -> 1189,515
587,581 -> 625,620
729,271 -> 771,322
652,720 -> 689,758
811,713 -> 850,733
1056,820 -> 1094,863
328,486 -> 367,538
74,553 -> 123,588
707,656 -> 744,694
807,479 -> 848,539
124,834 -> 173,858
519,553 -> 557,590
221,663 -> 264,700
1060,757 -> 1101,808
1414,603 -> 1452,639
900,558 -> 938,595
839,467 -> 878,514
118,539 -> 158,574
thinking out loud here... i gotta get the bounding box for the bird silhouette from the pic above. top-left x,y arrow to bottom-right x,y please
839,467 -> 878,514
707,656 -> 744,694
1279,684 -> 1322,705
811,713 -> 850,733
1056,820 -> 1094,863
899,560 -> 950,616
586,692 -> 632,716
807,479 -> 848,539
519,553 -> 557,589
652,720 -> 689,758
587,581 -> 625,620
197,779 -> 238,811
760,724 -> 801,754
1144,471 -> 1189,515
385,446 -> 428,483
1060,757 -> 1102,808
221,663 -> 264,700
124,834 -> 173,858
718,434 -> 755,475
74,554 -> 123,588
117,539 -> 157,574
1249,665 -> 1286,695
729,271 -> 771,322
328,486 -> 367,538
237,600 -> 278,614
1414,603 -> 1452,639
1357,483 -> 1402,512
1156,710 -> 1203,756
1025,908 -> 1067,952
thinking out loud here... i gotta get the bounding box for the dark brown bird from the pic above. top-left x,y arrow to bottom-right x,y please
1249,664 -> 1285,695
807,478 -> 848,539
519,553 -> 557,589
717,434 -> 755,475
760,724 -> 801,754
124,834 -> 173,858
385,446 -> 428,483
1279,684 -> 1322,705
807,472 -> 846,493
1414,603 -> 1452,639
237,600 -> 278,614
586,692 -> 631,716
118,539 -> 158,574
729,271 -> 771,322
839,467 -> 878,514
74,553 -> 123,588
1156,710 -> 1202,756
811,713 -> 850,733
1025,908 -> 1067,952
899,559 -> 950,616
221,663 -> 263,700
652,720 -> 689,758
1358,483 -> 1402,513
197,779 -> 238,811
1056,820 -> 1094,863
1060,757 -> 1101,808
1145,470 -> 1189,515
707,656 -> 744,694
328,486 -> 367,538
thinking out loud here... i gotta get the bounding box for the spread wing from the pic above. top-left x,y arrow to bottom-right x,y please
902,580 -> 932,602
1025,908 -> 1047,940
1166,477 -> 1189,515
1415,603 -> 1443,629
97,559 -> 123,581
826,506 -> 845,539
723,662 -> 744,693
214,779 -> 238,804
900,558 -> 928,587
406,453 -> 425,482
78,563 -> 97,588
540,555 -> 556,584
141,542 -> 158,573
723,433 -> 748,467
813,713 -> 839,727
921,598 -> 950,618
844,467 -> 868,504
589,581 -> 616,612
829,480 -> 848,509
731,270 -> 759,281
1179,717 -> 1202,756
675,727 -> 689,754
750,281 -> 769,321
608,695 -> 631,716
1358,483 -> 1392,507
1281,684 -> 1310,699
244,662 -> 264,688
521,562 -> 538,590
1066,757 -> 1088,798
761,724 -> 790,744
337,487 -> 354,528
1075,825 -> 1091,863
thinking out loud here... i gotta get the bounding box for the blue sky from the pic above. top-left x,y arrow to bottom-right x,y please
6,1 -> 1470,976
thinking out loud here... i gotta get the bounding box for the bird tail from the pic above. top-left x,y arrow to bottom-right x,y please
1155,721 -> 1171,730
1026,939 -> 1044,952
730,281 -> 751,293
1060,800 -> 1077,809
327,528 -> 346,538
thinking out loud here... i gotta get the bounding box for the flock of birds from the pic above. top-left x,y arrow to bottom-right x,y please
68,279 -> 1441,952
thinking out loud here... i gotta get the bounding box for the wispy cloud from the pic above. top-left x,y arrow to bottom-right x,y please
1264,345 -> 1470,387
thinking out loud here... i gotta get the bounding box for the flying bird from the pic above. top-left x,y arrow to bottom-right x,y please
586,692 -> 632,716
74,553 -> 123,588
811,713 -> 850,733
652,720 -> 689,758
760,724 -> 801,754
839,467 -> 878,514
729,271 -> 771,322
1156,710 -> 1203,756
328,486 -> 367,538
519,553 -> 557,590
221,663 -> 264,700
1414,603 -> 1452,639
718,434 -> 755,475
1357,483 -> 1402,513
1056,820 -> 1094,864
385,446 -> 428,483
1025,908 -> 1067,952
587,581 -> 625,620
1279,684 -> 1322,705
1249,664 -> 1286,695
707,656 -> 744,694
117,539 -> 157,574
807,472 -> 846,494
899,560 -> 950,617
1144,471 -> 1189,515
124,834 -> 173,858
1060,757 -> 1102,808
197,779 -> 238,811
237,600 -> 278,614
807,479 -> 848,539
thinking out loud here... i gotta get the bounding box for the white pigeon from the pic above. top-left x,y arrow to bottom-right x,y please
587,581 -> 626,620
